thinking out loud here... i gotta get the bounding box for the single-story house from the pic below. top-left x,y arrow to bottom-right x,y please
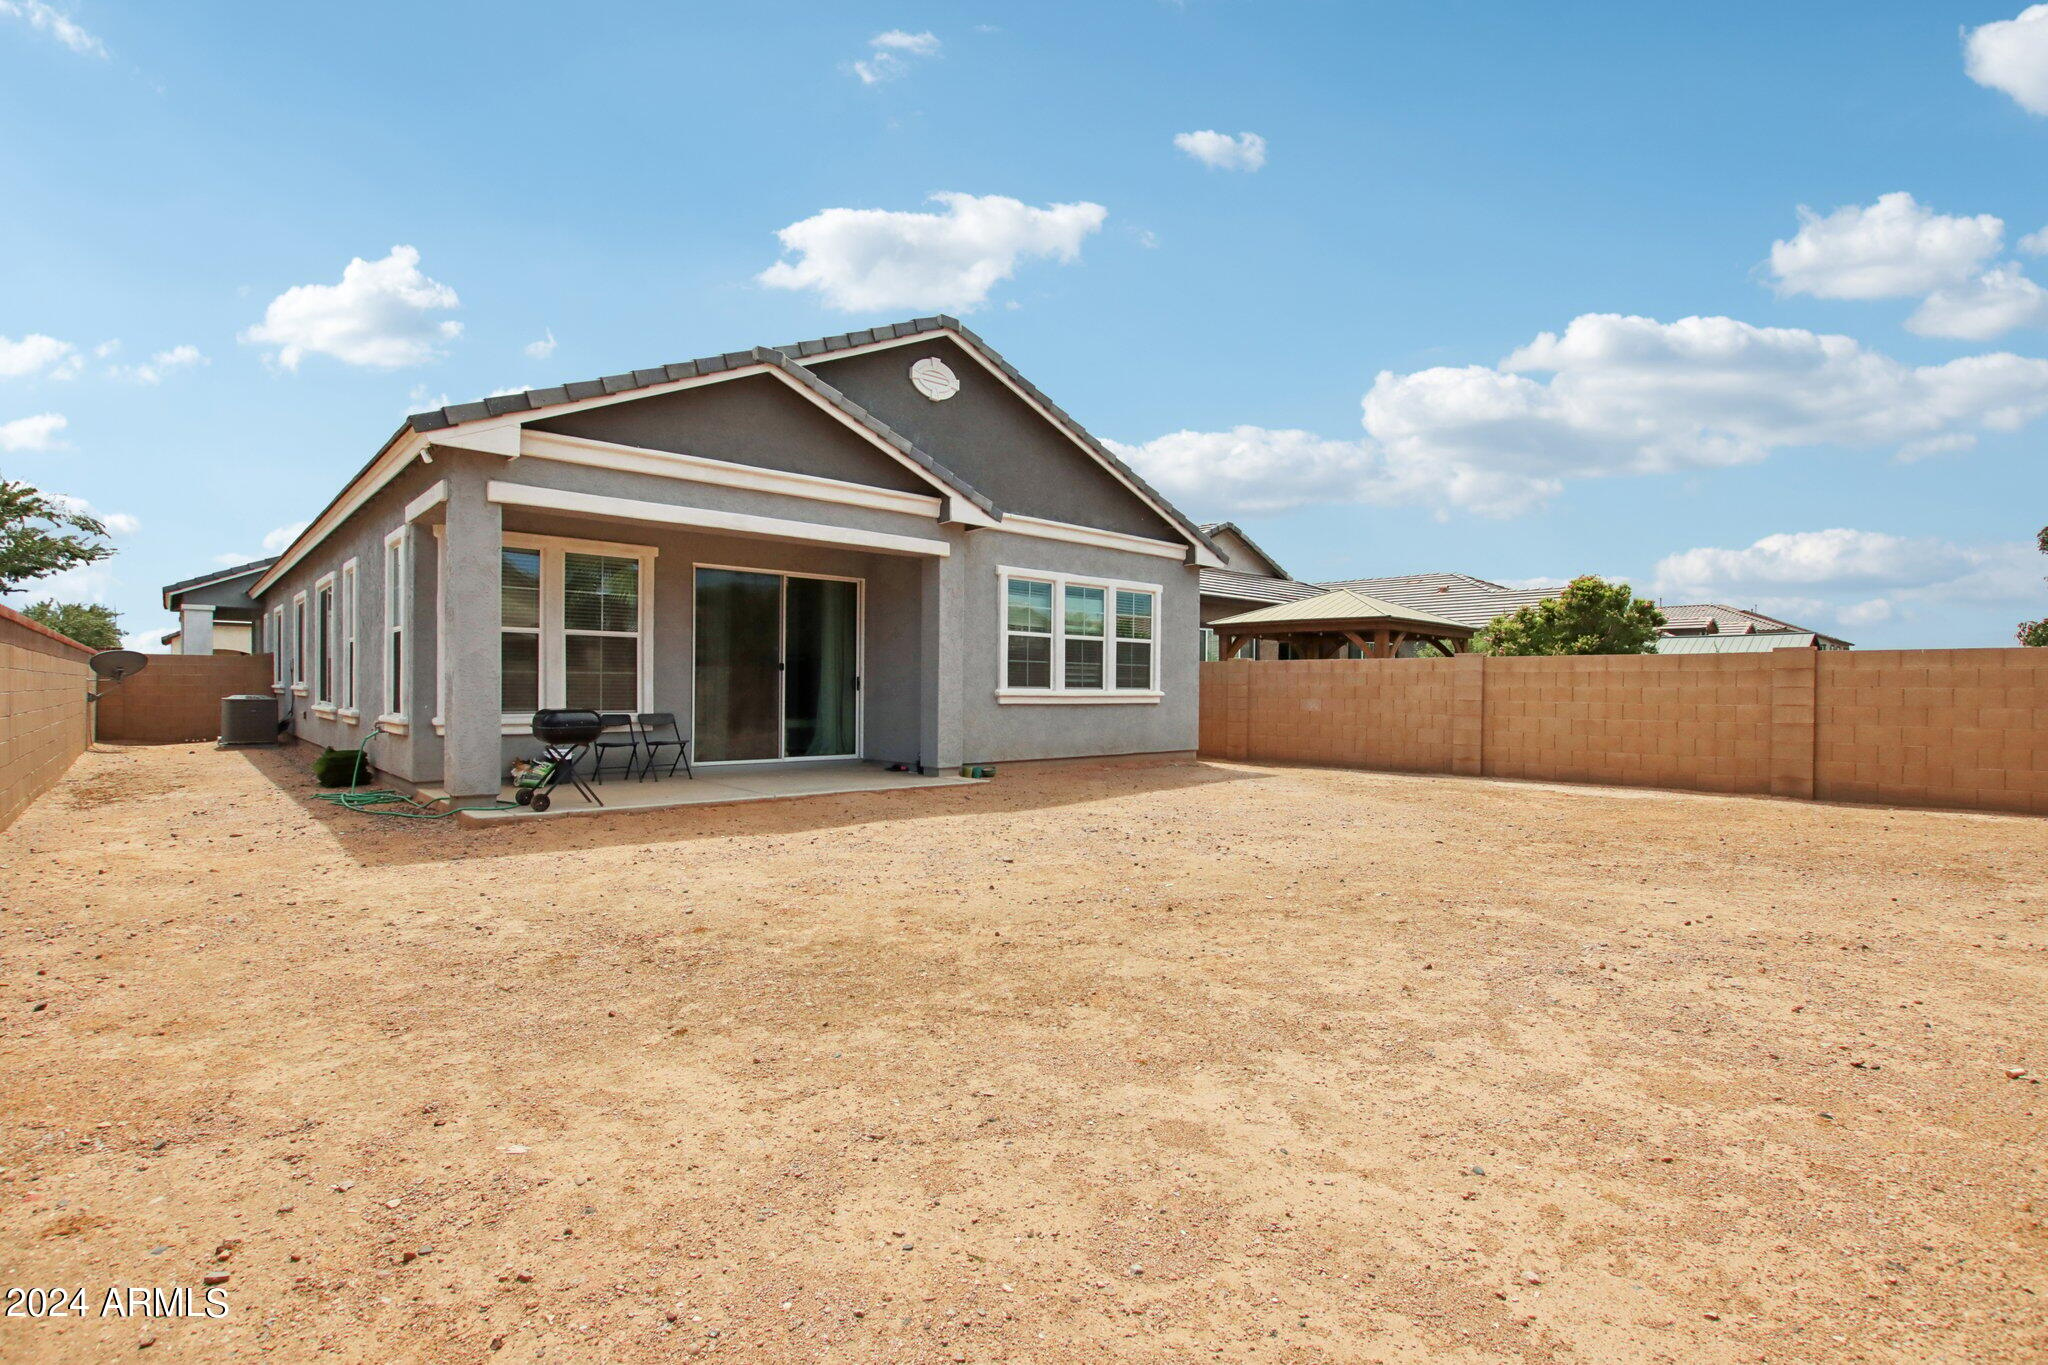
242,317 -> 1226,804
160,557 -> 277,654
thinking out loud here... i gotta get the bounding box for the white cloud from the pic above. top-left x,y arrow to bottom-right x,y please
1106,427 -> 1385,516
213,552 -> 252,567
109,343 -> 208,385
45,490 -> 138,535
2022,225 -> 2048,255
1115,313 -> 2048,518
523,328 -> 557,360
0,333 -> 78,379
758,192 -> 1108,313
1768,193 -> 2003,300
1173,130 -> 1268,172
852,29 -> 939,84
240,246 -> 462,370
1907,262 -> 2048,339
261,522 -> 308,555
1837,598 -> 1895,627
405,384 -> 451,415
1651,527 -> 2044,629
1966,5 -> 2048,115
0,412 -> 67,451
122,627 -> 173,654
0,1 -> 106,58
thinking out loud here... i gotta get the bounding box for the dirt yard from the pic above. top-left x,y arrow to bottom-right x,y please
1,745 -> 2043,1363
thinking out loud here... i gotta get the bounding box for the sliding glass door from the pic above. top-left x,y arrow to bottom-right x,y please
693,568 -> 860,763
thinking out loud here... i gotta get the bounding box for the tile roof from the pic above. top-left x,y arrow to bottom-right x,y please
1197,567 -> 1324,605
399,314 -> 1218,561
1197,521 -> 1291,579
162,556 -> 278,606
1208,587 -> 1472,633
1319,572 -> 1555,629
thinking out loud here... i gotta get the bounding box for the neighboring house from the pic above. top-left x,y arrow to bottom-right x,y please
1656,603 -> 1852,648
242,317 -> 1225,804
1196,522 -> 1323,660
161,557 -> 277,654
1200,565 -> 1853,653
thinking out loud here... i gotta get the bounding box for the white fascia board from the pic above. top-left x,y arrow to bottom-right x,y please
519,429 -> 945,520
801,327 -> 1223,566
486,480 -> 952,558
429,422 -> 522,459
990,513 -> 1190,561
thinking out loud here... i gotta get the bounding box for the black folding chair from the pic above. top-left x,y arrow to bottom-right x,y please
636,712 -> 691,780
589,713 -> 642,783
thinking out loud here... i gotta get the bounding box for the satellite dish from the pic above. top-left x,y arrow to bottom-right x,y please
89,650 -> 149,683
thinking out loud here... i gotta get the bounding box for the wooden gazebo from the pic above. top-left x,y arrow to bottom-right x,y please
1208,588 -> 1476,660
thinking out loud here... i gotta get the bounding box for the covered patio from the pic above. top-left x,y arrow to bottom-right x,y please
1208,587 -> 1476,660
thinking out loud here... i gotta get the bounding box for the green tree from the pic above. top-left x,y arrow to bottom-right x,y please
22,599 -> 121,650
1474,575 -> 1667,656
2018,525 -> 2048,647
0,478 -> 110,593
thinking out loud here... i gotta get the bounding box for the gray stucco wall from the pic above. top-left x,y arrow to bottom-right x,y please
809,338 -> 1181,542
529,373 -> 935,496
956,530 -> 1199,764
252,456 -> 449,786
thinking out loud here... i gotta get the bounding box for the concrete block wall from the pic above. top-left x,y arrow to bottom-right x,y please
1481,653 -> 1776,794
0,603 -> 94,830
1200,647 -> 2048,817
95,654 -> 275,744
1815,649 -> 2048,815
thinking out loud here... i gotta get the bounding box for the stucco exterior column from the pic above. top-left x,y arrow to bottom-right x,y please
918,551 -> 964,772
179,604 -> 215,655
439,472 -> 503,802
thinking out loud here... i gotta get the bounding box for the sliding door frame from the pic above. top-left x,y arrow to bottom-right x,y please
689,561 -> 866,765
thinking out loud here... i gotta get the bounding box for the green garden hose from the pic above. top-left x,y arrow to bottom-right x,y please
309,731 -> 519,819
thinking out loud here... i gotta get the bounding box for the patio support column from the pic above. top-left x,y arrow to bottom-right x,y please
439,468 -> 504,804
918,552 -> 964,773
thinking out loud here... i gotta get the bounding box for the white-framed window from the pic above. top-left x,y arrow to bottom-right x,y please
339,558 -> 359,715
1200,627 -> 1221,663
500,532 -> 655,719
313,572 -> 337,710
998,566 -> 1161,703
269,606 -> 286,688
383,527 -> 411,719
290,591 -> 309,694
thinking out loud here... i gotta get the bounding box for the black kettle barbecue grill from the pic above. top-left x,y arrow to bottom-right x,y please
520,709 -> 606,811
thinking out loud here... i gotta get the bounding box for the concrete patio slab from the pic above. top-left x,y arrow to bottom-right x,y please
456,759 -> 979,821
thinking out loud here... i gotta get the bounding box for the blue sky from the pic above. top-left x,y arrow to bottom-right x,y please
3,1 -> 2046,648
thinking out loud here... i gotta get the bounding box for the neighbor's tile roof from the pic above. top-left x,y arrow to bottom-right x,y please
1655,632 -> 1819,654
1209,587 -> 1471,632
1197,567 -> 1324,604
1197,521 -> 1291,579
1319,572 -> 1555,629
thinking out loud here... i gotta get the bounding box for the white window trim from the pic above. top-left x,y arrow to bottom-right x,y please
312,571 -> 338,713
996,565 -> 1162,704
499,530 -> 657,725
290,591 -> 310,696
382,526 -> 411,722
269,606 -> 286,691
339,558 -> 360,721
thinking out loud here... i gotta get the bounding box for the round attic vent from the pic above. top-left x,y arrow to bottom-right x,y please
909,356 -> 960,401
